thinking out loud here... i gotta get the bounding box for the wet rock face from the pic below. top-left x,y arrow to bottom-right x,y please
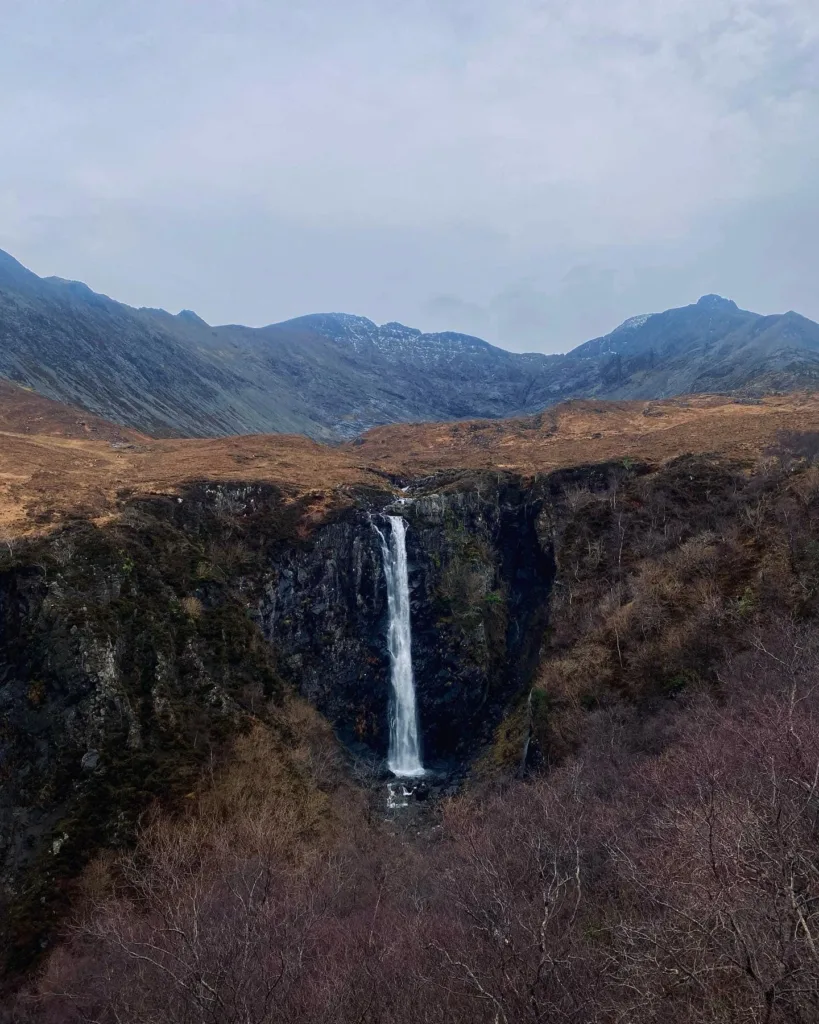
261,478 -> 555,765
261,518 -> 390,751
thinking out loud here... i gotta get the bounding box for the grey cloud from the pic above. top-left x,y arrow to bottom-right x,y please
0,0 -> 817,352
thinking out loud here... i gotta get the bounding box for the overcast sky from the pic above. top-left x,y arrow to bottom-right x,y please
1,1 -> 817,352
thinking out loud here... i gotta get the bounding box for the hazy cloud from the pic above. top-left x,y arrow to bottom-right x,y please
1,0 -> 817,351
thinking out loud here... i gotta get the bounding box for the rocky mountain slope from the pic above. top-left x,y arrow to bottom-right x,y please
3,249 -> 819,439
0,380 -> 145,442
574,292 -> 819,396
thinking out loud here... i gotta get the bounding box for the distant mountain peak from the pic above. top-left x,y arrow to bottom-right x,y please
176,309 -> 209,327
0,248 -> 29,271
696,294 -> 739,311
381,321 -> 422,337
612,313 -> 654,334
279,312 -> 377,336
46,276 -> 95,294
0,248 -> 42,288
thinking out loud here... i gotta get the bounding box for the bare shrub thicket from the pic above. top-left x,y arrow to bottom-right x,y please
770,430 -> 819,470
14,620 -> 819,1024
526,454 -> 819,766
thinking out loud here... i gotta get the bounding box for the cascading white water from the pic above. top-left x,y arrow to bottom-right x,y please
375,515 -> 425,778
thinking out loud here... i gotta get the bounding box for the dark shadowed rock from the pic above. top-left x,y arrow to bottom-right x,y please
260,476 -> 555,763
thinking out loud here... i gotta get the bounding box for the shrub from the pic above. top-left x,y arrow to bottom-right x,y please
180,595 -> 203,619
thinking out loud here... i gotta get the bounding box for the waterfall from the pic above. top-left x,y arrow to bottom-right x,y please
375,515 -> 425,777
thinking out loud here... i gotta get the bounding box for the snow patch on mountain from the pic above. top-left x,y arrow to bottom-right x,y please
613,313 -> 654,334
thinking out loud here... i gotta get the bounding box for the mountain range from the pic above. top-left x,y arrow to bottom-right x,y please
2,247 -> 819,439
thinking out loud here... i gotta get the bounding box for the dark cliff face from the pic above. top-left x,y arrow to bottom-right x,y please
0,484 -> 301,974
0,473 -> 555,975
261,477 -> 555,766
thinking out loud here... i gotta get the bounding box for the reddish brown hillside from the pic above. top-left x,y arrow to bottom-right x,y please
0,380 -> 146,441
352,394 -> 819,476
0,431 -> 383,535
4,389 -> 819,536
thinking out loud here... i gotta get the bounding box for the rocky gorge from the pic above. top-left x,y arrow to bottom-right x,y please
0,470 -> 556,975
5,437 -> 817,994
262,476 -> 554,768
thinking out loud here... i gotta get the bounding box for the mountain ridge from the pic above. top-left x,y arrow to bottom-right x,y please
2,247 -> 818,439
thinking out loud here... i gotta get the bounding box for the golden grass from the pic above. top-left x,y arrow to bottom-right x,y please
4,388 -> 819,536
350,393 -> 819,476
